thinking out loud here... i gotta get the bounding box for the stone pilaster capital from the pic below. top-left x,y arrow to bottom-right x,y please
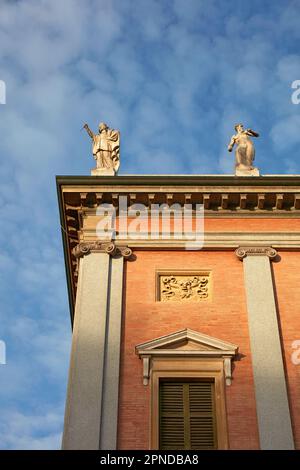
235,246 -> 278,260
73,241 -> 133,259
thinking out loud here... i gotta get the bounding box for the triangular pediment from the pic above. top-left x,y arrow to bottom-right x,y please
135,329 -> 239,386
135,328 -> 238,354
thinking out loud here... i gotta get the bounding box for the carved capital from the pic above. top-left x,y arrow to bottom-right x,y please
73,241 -> 132,259
118,246 -> 133,259
235,246 -> 277,260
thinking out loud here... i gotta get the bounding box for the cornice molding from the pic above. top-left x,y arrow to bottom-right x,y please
235,246 -> 278,260
56,174 -> 300,188
81,231 -> 300,249
60,189 -> 300,214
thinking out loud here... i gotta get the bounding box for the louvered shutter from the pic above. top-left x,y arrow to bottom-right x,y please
189,382 -> 216,449
159,381 -> 217,450
159,382 -> 185,449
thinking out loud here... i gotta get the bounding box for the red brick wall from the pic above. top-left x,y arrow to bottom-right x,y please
117,218 -> 300,450
204,218 -> 300,232
117,249 -> 259,449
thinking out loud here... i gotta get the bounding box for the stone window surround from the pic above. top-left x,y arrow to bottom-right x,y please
135,329 -> 238,449
150,363 -> 228,450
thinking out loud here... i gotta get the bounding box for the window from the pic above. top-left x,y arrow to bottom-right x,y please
159,380 -> 217,450
135,328 -> 238,449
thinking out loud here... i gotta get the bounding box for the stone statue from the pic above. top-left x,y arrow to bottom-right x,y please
228,123 -> 260,176
83,122 -> 120,176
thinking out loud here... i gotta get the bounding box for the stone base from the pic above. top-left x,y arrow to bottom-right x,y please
91,167 -> 116,176
235,167 -> 260,177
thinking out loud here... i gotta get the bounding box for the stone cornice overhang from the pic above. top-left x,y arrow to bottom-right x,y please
56,174 -> 300,325
56,174 -> 300,187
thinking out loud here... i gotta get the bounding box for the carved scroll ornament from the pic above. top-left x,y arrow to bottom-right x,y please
159,274 -> 210,301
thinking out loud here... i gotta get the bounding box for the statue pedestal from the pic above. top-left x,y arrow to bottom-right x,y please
91,168 -> 116,176
235,167 -> 260,177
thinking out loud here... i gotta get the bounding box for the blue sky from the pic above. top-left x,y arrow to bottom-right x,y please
0,0 -> 300,449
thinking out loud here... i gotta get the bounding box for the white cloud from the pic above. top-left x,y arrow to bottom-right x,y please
236,64 -> 265,96
277,55 -> 300,83
270,114 -> 300,152
0,408 -> 63,450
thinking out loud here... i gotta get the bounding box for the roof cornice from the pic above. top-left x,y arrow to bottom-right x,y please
56,174 -> 300,188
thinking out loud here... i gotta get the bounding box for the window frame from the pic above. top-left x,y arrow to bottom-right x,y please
150,357 -> 229,450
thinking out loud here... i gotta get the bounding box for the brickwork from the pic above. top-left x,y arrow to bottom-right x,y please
118,249 -> 260,449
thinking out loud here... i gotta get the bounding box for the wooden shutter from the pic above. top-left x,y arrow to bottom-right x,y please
159,381 -> 217,450
159,382 -> 185,449
189,382 -> 216,449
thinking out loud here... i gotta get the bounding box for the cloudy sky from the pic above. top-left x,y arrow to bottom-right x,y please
0,0 -> 300,449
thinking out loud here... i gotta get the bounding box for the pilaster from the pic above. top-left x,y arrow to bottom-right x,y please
62,242 -> 132,450
236,246 -> 294,449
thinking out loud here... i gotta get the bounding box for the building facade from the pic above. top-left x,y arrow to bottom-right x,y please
57,175 -> 300,450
